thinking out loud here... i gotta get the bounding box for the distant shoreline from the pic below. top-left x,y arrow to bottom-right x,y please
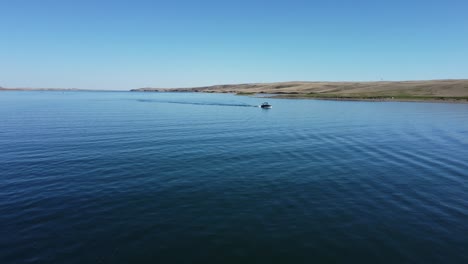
268,95 -> 468,104
0,88 -> 119,92
131,79 -> 468,104
3,79 -> 468,103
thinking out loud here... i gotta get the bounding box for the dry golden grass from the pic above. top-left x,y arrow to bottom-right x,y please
132,79 -> 468,101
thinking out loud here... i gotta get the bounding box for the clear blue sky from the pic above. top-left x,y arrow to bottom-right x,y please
1,0 -> 467,90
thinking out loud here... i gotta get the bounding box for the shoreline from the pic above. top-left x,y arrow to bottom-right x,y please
0,88 -> 122,92
266,94 -> 468,104
131,79 -> 468,104
2,89 -> 468,104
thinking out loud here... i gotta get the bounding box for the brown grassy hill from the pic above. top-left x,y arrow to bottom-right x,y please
132,79 -> 468,101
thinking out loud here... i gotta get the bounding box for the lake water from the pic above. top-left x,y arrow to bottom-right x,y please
1,91 -> 468,263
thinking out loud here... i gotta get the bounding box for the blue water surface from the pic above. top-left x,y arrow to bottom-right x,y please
1,91 -> 468,263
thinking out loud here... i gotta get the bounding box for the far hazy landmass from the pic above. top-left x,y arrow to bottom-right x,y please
0,87 -> 83,91
0,87 -> 118,92
131,79 -> 468,102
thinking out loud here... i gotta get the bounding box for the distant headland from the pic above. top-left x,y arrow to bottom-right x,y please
131,79 -> 468,103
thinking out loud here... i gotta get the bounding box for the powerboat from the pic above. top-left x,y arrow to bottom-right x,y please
260,102 -> 272,109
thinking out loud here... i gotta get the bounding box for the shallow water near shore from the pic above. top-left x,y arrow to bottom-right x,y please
1,91 -> 468,263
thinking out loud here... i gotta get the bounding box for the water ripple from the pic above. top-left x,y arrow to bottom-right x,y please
1,92 -> 468,263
